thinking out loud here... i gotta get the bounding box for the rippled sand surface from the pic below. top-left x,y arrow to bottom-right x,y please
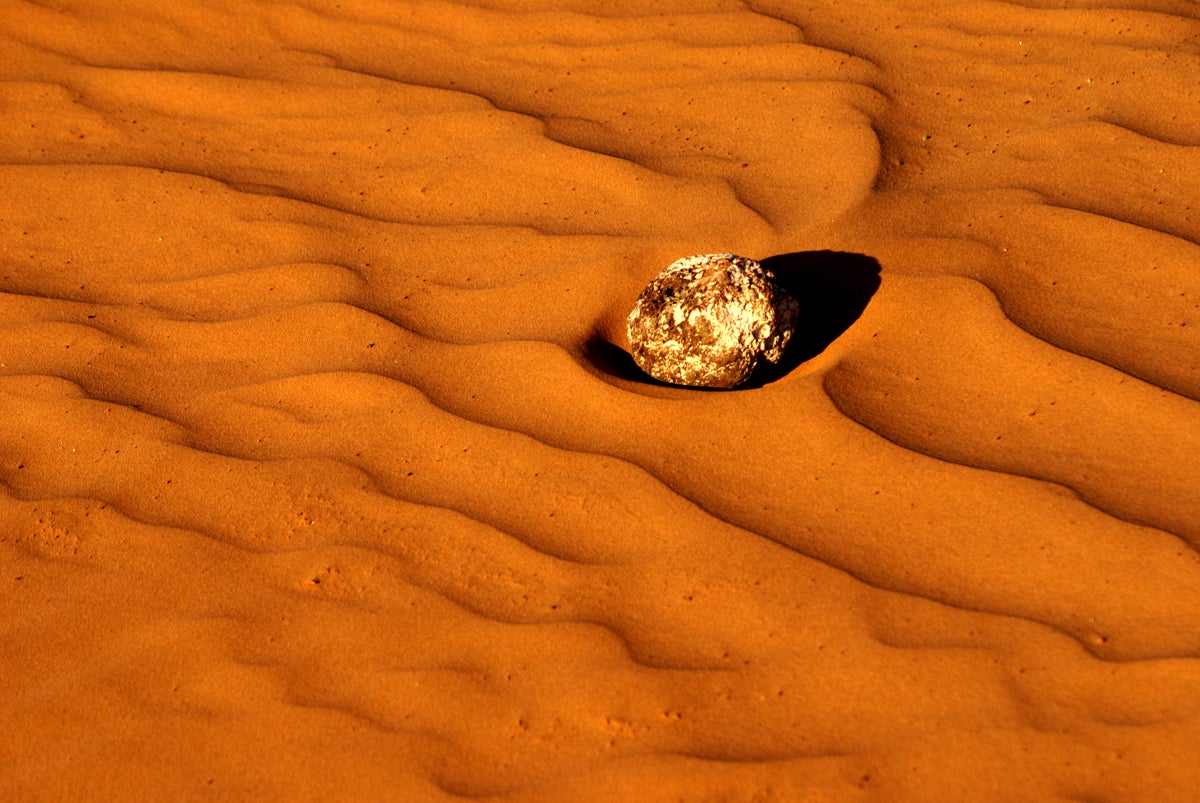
3,1 -> 1200,799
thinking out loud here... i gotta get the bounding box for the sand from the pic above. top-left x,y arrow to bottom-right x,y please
2,0 -> 1199,800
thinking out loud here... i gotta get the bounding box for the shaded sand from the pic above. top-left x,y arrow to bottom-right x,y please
3,0 -> 1200,799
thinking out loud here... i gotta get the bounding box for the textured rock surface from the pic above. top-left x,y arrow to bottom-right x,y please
627,254 -> 799,388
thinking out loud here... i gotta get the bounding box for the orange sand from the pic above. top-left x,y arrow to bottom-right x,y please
3,1 -> 1199,800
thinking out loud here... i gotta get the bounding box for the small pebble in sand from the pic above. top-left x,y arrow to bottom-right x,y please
626,253 -> 799,388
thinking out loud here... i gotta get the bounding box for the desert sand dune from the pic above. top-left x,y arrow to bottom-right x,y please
3,1 -> 1199,800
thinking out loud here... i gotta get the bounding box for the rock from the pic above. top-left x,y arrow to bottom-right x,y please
626,253 -> 799,388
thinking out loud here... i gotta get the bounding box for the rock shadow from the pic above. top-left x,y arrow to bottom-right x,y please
588,250 -> 881,390
743,250 -> 881,388
585,337 -> 678,389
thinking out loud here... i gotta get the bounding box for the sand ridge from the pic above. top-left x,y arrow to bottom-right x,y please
2,0 -> 1199,800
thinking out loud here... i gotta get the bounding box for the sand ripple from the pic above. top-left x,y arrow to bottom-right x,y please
3,1 -> 1199,799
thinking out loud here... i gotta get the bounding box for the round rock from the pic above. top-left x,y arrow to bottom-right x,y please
626,253 -> 799,389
